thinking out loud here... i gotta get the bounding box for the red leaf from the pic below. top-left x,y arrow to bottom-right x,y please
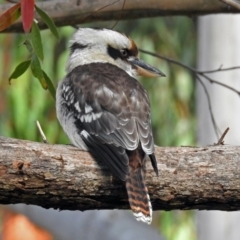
0,3 -> 21,31
21,0 -> 35,33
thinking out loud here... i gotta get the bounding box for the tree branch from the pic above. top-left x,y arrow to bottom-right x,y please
1,136 -> 240,211
0,0 -> 238,33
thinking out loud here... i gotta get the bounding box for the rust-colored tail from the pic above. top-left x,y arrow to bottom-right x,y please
126,167 -> 152,224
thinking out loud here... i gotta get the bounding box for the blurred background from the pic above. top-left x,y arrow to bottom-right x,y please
1,8 -> 240,240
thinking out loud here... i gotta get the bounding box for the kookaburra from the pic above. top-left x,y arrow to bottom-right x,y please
56,28 -> 165,224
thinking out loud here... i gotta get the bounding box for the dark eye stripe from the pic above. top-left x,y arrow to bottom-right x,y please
107,45 -> 121,60
70,43 -> 88,54
108,45 -> 131,60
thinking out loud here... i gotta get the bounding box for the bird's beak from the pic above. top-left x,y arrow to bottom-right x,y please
129,58 -> 165,77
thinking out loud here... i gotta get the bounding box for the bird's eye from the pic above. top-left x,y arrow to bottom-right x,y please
120,49 -> 128,58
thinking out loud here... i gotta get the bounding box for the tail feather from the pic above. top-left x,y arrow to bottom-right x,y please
126,167 -> 152,224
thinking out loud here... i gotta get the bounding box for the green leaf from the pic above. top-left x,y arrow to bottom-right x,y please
8,60 -> 31,83
23,39 -> 33,53
31,21 -> 44,61
35,5 -> 59,39
31,54 -> 47,89
42,70 -> 56,100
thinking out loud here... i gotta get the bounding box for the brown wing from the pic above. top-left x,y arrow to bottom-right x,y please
61,62 -> 155,180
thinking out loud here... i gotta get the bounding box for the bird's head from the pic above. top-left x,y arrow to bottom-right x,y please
66,28 -> 165,78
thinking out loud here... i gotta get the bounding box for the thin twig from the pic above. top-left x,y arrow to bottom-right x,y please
139,49 -> 240,96
36,120 -> 49,144
198,65 -> 240,74
111,0 -> 126,29
80,0 -> 121,23
220,0 -> 240,10
140,49 -> 240,139
215,127 -> 230,145
196,76 -> 221,138
72,0 -> 121,29
202,74 -> 240,96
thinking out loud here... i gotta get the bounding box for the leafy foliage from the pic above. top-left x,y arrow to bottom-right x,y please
42,70 -> 56,99
0,1 -> 59,99
8,60 -> 31,82
21,0 -> 35,33
0,27 -> 72,142
31,21 -> 44,61
31,53 -> 47,89
0,3 -> 21,31
35,5 -> 59,39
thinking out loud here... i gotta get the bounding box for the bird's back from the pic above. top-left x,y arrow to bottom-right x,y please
56,28 -> 162,224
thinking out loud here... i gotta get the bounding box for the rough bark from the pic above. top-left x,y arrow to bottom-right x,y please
0,0 -> 238,33
1,136 -> 240,212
